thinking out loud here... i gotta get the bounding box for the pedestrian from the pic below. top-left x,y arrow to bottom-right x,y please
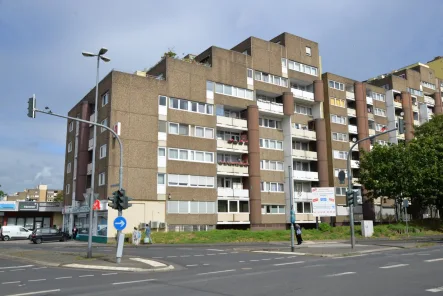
145,224 -> 153,244
72,225 -> 78,240
132,227 -> 140,246
295,224 -> 303,245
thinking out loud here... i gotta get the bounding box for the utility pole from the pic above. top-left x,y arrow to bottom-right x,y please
288,166 -> 295,252
347,127 -> 397,249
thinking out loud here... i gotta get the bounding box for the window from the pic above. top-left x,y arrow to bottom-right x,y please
331,114 -> 346,125
254,71 -> 288,87
158,96 -> 167,106
330,97 -> 346,108
372,92 -> 385,102
67,162 -> 71,174
67,142 -> 72,153
167,201 -> 216,214
168,97 -> 213,115
306,46 -> 311,56
168,148 -> 214,163
259,118 -> 282,129
421,81 -> 436,90
66,184 -> 70,194
294,161 -> 310,171
376,124 -> 386,132
296,202 -> 312,213
260,160 -> 284,171
99,144 -> 107,159
102,92 -> 109,106
217,130 -> 240,142
98,172 -> 106,186
157,173 -> 165,185
328,80 -> 345,91
332,132 -> 348,142
287,60 -> 318,76
333,150 -> 348,160
168,122 -> 189,136
295,104 -> 312,116
158,147 -> 166,157
247,69 -> 253,78
69,121 -> 74,132
261,205 -> 285,214
101,118 -> 108,133
407,88 -> 423,97
259,138 -> 283,150
260,182 -> 284,192
293,123 -> 309,130
334,169 -> 348,178
194,126 -> 214,139
212,82 -> 254,100
374,108 -> 386,117
335,187 -> 347,196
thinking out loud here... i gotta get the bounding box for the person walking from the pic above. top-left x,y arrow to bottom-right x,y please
295,224 -> 303,245
145,224 -> 153,244
132,227 -> 141,246
72,225 -> 78,240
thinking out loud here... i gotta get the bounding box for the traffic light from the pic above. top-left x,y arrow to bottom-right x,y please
123,195 -> 133,210
346,190 -> 358,207
398,118 -> 405,134
27,96 -> 36,118
107,191 -> 119,210
109,189 -> 132,211
116,189 -> 125,210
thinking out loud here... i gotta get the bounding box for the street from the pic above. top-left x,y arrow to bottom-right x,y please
0,242 -> 442,295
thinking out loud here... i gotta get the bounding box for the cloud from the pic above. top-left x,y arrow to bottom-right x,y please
34,167 -> 53,182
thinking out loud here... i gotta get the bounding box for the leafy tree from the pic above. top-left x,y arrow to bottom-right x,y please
162,48 -> 177,59
0,185 -> 6,200
53,191 -> 64,203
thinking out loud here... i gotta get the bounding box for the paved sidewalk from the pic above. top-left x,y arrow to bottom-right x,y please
0,248 -> 174,272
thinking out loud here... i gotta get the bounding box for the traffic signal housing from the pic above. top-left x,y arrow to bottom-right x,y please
110,189 -> 133,211
27,96 -> 36,118
398,118 -> 405,134
346,190 -> 358,207
107,190 -> 119,210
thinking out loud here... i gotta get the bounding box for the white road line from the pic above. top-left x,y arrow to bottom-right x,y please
152,257 -> 163,259
418,253 -> 430,256
102,273 -> 118,276
167,256 -> 177,258
427,286 -> 443,293
333,254 -> 366,259
180,255 -> 190,258
5,289 -> 61,296
186,264 -> 198,267
303,264 -> 326,268
28,279 -> 46,282
287,256 -> 297,258
32,267 -> 47,270
0,265 -> 33,270
194,255 -> 204,257
113,279 -> 156,285
275,257 -> 285,260
230,252 -> 239,254
380,264 -> 409,269
425,258 -> 443,262
206,249 -> 224,252
130,258 -> 167,267
219,253 -> 228,255
239,261 -> 245,263
2,281 -> 21,284
10,269 -> 25,272
55,276 -> 72,280
250,260 -> 259,262
261,258 -> 271,261
207,254 -> 216,256
197,269 -> 236,276
79,275 -> 94,277
273,261 -> 305,266
326,272 -> 356,277
203,264 -> 210,266
254,251 -> 306,255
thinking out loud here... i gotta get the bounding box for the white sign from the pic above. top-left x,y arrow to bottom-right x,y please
311,187 -> 336,217
113,122 -> 121,137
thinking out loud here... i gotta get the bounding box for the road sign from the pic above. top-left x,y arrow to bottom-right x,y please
312,187 -> 336,217
113,216 -> 127,231
110,183 -> 120,188
338,170 -> 346,184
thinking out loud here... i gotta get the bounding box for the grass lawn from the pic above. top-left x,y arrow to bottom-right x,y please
123,221 -> 443,245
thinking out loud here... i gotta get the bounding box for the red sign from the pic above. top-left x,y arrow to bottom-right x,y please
92,200 -> 101,210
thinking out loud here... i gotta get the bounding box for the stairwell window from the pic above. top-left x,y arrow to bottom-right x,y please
66,184 -> 70,195
101,92 -> 109,106
98,172 -> 106,186
99,144 -> 107,159
328,80 -> 345,91
68,142 -> 72,153
333,150 -> 348,160
69,122 -> 74,132
335,187 -> 347,196
295,104 -> 312,116
306,46 -> 312,56
101,118 -> 108,133
67,162 -> 71,174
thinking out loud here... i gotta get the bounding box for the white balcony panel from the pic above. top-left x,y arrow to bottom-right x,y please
293,192 -> 313,201
217,165 -> 249,176
88,138 -> 93,151
291,129 -> 317,141
291,88 -> 314,102
217,213 -> 250,224
352,178 -> 360,185
414,120 -> 420,126
347,108 -> 356,117
257,100 -> 283,114
158,132 -> 167,141
87,163 -> 92,175
217,139 -> 248,153
368,113 -> 374,120
292,150 -> 317,161
350,142 -> 358,151
366,96 -> 373,105
157,184 -> 166,194
425,96 -> 435,106
369,129 -> 375,136
217,188 -> 249,198
351,160 -> 360,168
89,114 -> 95,126
348,125 -> 358,134
394,101 -> 402,109
293,171 -> 319,181
346,91 -> 355,100
216,116 -> 247,130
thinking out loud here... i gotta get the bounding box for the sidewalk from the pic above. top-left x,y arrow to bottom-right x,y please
0,248 -> 174,272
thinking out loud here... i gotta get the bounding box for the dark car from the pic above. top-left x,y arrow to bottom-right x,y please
30,228 -> 70,244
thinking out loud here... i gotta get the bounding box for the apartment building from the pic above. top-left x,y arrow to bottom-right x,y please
6,185 -> 61,202
62,32 -> 329,239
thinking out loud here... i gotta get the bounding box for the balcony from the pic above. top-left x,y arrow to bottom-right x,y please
369,129 -> 375,136
292,149 -> 318,161
348,125 -> 358,134
397,132 -> 405,140
87,163 -> 92,175
291,129 -> 316,141
291,88 -> 314,102
217,163 -> 249,176
257,99 -> 283,115
217,139 -> 248,153
216,116 -> 247,131
394,101 -> 402,109
293,171 -> 319,181
352,178 -> 360,185
414,120 -> 420,126
89,114 -> 95,126
293,191 -> 313,201
350,142 -> 358,151
368,113 -> 374,120
217,213 -> 250,224
347,108 -> 356,117
217,188 -> 249,198
351,160 -> 360,168
88,138 -> 93,151
346,91 -> 355,100
366,96 -> 373,105
425,96 -> 435,106
412,104 -> 418,112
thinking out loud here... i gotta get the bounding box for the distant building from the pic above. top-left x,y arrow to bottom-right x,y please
6,185 -> 62,202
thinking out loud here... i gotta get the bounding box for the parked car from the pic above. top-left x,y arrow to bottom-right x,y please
0,226 -> 32,241
30,228 -> 70,244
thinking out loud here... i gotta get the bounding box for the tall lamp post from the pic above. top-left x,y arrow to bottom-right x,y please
82,48 -> 110,258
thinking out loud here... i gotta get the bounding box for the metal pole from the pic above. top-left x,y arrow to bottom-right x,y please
347,127 -> 397,249
288,166 -> 295,252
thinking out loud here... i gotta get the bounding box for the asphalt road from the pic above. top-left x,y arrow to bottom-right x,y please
0,242 -> 443,296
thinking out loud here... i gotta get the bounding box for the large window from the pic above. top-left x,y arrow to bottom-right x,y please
259,138 -> 283,150
333,150 -> 348,160
217,153 -> 243,163
328,80 -> 345,91
296,202 -> 312,213
421,81 -> 436,90
168,148 -> 214,163
335,187 -> 347,196
167,201 -> 216,214
374,108 -> 386,117
169,97 -> 213,115
69,121 -> 74,132
261,205 -> 285,214
294,161 -> 310,171
331,114 -> 346,125
217,130 -> 241,141
259,118 -> 282,129
260,160 -> 284,171
287,60 -> 318,76
260,182 -> 284,192
407,88 -> 423,97
209,81 -> 254,100
98,172 -> 106,186
293,141 -> 309,151
295,104 -> 312,116
168,174 -> 214,188
332,132 -> 348,142
372,92 -> 385,102
254,71 -> 288,87
169,122 -> 189,136
217,200 -> 249,213
99,144 -> 107,159
330,97 -> 346,108
194,126 -> 214,139
376,124 -> 385,132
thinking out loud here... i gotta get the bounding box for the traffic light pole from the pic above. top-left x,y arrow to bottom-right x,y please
347,127 -> 397,249
33,108 -> 125,262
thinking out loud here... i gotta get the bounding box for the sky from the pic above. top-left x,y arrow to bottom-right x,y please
0,0 -> 442,194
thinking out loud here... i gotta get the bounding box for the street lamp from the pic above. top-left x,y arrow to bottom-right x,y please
82,47 -> 110,259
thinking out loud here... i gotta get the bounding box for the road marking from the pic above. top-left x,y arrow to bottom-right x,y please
303,264 -> 325,268
194,254 -> 204,257
207,254 -> 216,256
326,272 -> 356,277
2,281 -> 21,284
287,256 -> 297,258
425,258 -> 443,262
206,249 -> 224,252
10,269 -> 25,272
55,276 -> 72,280
203,264 -> 210,266
180,255 -> 190,258
167,256 -> 177,258
130,258 -> 167,267
427,286 -> 443,293
102,273 -> 118,276
273,261 -> 305,266
261,258 -> 271,261
275,257 -> 285,260
333,254 -> 366,259
32,267 -> 47,270
242,268 -> 252,270
239,261 -> 245,263
5,289 -> 61,296
380,264 -> 409,269
186,264 -> 198,267
113,279 -> 156,285
418,253 -> 430,256
197,269 -> 236,276
0,265 -> 33,270
219,253 -> 228,255
253,251 -> 306,255
152,257 -> 163,259
230,252 -> 239,254
250,260 -> 259,262
28,279 -> 46,282
79,275 -> 94,277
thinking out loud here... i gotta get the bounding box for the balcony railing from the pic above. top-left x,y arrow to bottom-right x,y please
348,125 -> 358,134
368,113 -> 374,120
369,129 -> 375,136
347,108 -> 356,117
217,139 -> 248,153
425,96 -> 435,106
87,163 -> 92,175
217,188 -> 249,198
217,213 -> 250,223
293,170 -> 319,181
292,149 -> 318,161
291,88 -> 314,102
394,101 -> 402,108
291,129 -> 316,140
346,91 -> 355,100
89,114 -> 95,127
257,99 -> 283,114
351,160 -> 359,168
88,138 -> 93,151
352,178 -> 360,184
217,163 -> 249,176
350,142 -> 358,151
366,96 -> 373,105
216,116 -> 248,130
293,192 -> 313,200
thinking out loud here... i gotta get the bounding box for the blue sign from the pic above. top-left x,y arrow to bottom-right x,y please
113,217 -> 127,231
0,204 -> 15,209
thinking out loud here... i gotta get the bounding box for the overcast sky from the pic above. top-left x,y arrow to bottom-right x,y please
0,0 -> 442,194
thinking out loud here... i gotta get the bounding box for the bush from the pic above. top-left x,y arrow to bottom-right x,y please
318,223 -> 333,232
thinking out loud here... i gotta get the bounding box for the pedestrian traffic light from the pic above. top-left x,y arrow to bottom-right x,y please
346,190 -> 358,207
398,118 -> 405,134
27,96 -> 36,118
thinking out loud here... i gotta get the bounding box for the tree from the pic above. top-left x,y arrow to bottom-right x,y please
0,185 -> 6,200
53,191 -> 64,203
